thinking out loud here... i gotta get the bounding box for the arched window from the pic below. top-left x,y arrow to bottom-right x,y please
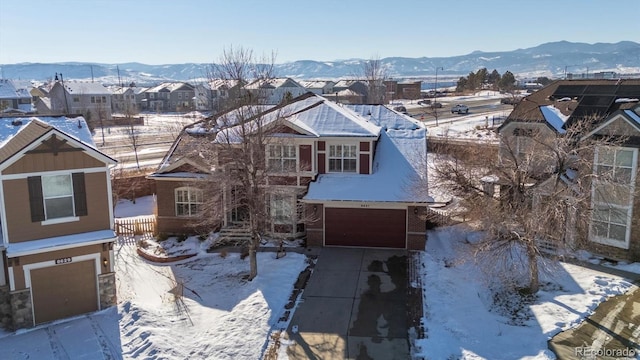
175,187 -> 203,217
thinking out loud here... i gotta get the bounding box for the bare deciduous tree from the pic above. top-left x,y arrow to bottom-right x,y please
183,46 -> 300,280
428,116 -> 633,293
362,56 -> 387,104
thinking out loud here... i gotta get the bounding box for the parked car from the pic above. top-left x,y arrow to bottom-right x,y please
451,104 -> 469,114
430,102 -> 442,109
393,105 -> 408,114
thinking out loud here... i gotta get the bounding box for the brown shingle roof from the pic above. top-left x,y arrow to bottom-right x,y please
0,119 -> 52,164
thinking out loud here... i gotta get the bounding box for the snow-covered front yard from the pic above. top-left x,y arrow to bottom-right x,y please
0,197 -> 637,359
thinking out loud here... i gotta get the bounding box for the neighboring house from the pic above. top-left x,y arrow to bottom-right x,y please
298,80 -> 335,95
243,78 -> 307,105
49,80 -> 113,124
332,79 -> 386,104
202,79 -> 244,112
498,79 -> 640,261
388,80 -> 422,101
0,115 -> 117,329
140,82 -> 195,112
149,93 -> 431,249
110,84 -> 140,113
0,79 -> 33,113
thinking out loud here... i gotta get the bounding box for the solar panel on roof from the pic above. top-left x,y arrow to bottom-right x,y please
581,95 -> 615,107
554,85 -> 587,97
583,85 -> 618,95
616,85 -> 640,97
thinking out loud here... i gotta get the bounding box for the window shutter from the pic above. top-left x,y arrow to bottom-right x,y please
72,172 -> 88,216
28,176 -> 45,222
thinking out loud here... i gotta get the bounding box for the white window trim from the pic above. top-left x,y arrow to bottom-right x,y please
42,173 -> 76,222
175,186 -> 203,217
589,146 -> 637,249
267,144 -> 297,173
327,143 -> 358,173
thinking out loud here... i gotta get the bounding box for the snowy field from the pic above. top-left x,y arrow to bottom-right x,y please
0,196 -> 638,359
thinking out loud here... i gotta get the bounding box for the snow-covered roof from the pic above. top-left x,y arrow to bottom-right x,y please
298,80 -> 334,89
5,229 -> 116,257
0,116 -> 99,157
304,105 -> 431,203
244,78 -> 304,90
214,94 -> 380,143
540,105 -> 569,134
0,79 -> 31,99
61,81 -> 111,95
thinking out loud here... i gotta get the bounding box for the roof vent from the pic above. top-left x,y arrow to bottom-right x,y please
11,119 -> 22,126
78,119 -> 83,128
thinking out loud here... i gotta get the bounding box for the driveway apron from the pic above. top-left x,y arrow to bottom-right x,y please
286,247 -> 409,359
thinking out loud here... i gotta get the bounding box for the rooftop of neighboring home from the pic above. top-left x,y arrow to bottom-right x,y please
502,78 -> 640,134
144,82 -> 194,93
57,81 -> 112,95
298,80 -> 335,89
0,79 -> 31,99
0,115 -> 99,161
244,77 -> 304,90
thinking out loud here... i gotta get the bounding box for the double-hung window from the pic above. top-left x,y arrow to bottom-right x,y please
28,173 -> 87,223
590,147 -> 637,248
268,144 -> 296,172
175,187 -> 203,216
328,144 -> 357,172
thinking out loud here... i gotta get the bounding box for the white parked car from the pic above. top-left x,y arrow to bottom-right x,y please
451,104 -> 469,114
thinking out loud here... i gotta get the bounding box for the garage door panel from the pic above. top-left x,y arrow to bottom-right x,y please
31,260 -> 98,324
325,208 -> 406,248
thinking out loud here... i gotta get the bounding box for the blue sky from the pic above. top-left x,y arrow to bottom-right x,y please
1,0 -> 638,65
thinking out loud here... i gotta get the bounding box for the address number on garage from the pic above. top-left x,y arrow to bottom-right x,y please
55,257 -> 72,265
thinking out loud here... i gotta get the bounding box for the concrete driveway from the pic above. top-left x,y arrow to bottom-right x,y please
285,247 -> 409,359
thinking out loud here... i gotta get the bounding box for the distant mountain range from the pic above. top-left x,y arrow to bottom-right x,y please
2,41 -> 639,85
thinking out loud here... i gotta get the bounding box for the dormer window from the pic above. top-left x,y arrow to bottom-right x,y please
328,144 -> 357,172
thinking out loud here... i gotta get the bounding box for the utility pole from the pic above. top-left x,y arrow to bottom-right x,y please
434,67 -> 443,126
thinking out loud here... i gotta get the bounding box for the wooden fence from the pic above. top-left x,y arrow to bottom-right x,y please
115,215 -> 157,236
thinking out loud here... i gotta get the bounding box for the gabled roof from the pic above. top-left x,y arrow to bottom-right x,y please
153,93 -> 381,174
303,105 -> 431,203
244,78 -> 305,90
58,81 -> 111,95
501,79 -> 640,134
0,79 -> 31,100
0,115 -> 116,167
298,80 -> 334,89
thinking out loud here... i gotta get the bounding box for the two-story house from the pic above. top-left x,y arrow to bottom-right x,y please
298,80 -> 335,95
0,79 -> 33,113
149,93 -> 431,249
498,79 -> 640,261
0,115 -> 117,329
110,84 -> 141,114
140,82 -> 195,112
49,80 -> 113,126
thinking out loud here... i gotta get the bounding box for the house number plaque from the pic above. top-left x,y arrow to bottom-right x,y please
55,257 -> 72,265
